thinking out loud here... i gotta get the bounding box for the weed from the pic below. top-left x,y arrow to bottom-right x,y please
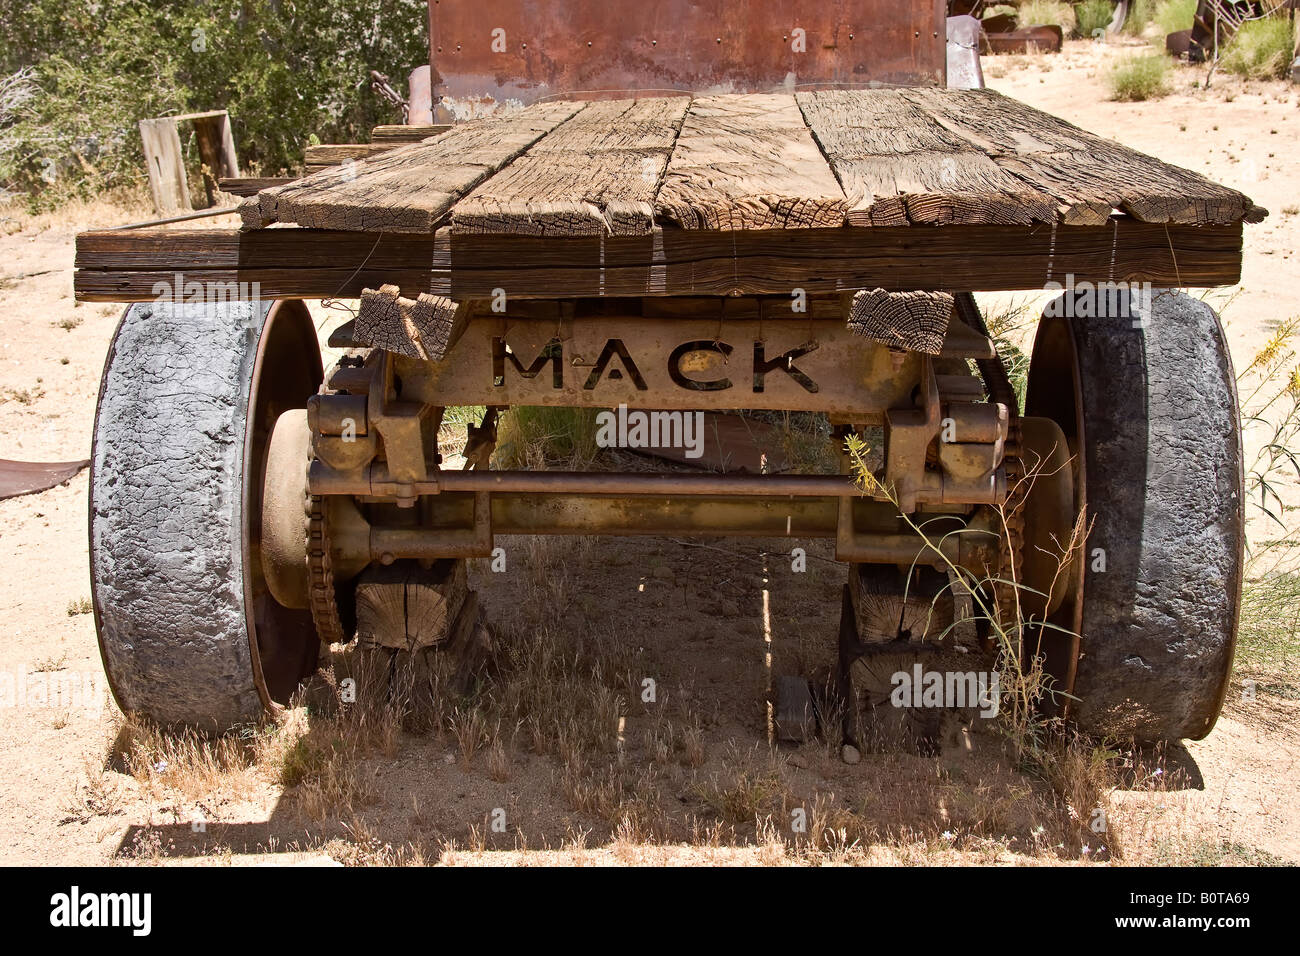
1018,1 -> 1077,33
1155,0 -> 1197,38
495,405 -> 600,468
1075,0 -> 1116,39
1109,53 -> 1172,101
1222,17 -> 1295,80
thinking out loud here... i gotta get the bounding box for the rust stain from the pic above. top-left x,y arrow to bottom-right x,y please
427,0 -> 945,118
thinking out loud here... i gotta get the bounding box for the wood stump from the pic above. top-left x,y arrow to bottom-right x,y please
353,559 -> 493,722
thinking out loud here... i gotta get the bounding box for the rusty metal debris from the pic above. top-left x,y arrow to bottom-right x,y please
0,459 -> 89,501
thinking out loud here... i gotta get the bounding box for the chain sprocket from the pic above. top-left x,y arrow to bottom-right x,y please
955,293 -> 1026,636
306,461 -> 349,647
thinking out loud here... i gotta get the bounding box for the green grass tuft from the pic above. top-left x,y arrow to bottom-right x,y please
1108,53 -> 1171,100
1238,570 -> 1300,680
1155,0 -> 1196,37
1222,17 -> 1295,81
1074,0 -> 1115,39
1017,1 -> 1077,32
495,406 -> 601,469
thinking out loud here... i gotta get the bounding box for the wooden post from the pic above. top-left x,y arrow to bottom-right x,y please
138,118 -> 190,216
192,112 -> 240,206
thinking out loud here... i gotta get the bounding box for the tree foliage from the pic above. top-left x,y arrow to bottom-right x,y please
0,0 -> 428,207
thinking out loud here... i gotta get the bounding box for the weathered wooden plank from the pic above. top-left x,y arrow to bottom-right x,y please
370,124 -> 453,144
796,90 -> 1058,227
902,87 -> 1262,226
219,177 -> 296,197
451,98 -> 690,237
192,112 -> 240,207
246,101 -> 588,232
138,118 -> 190,216
302,143 -> 394,170
655,94 -> 847,230
74,221 -> 1245,301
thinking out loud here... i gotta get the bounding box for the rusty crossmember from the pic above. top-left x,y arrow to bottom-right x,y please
304,290 -> 1009,580
318,487 -> 998,573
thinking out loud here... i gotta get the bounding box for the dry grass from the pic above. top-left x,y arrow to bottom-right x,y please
1016,1 -> 1077,33
1109,53 -> 1172,100
1221,17 -> 1295,81
0,190 -> 151,236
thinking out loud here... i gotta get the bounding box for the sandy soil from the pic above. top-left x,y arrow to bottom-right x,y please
0,41 -> 1296,866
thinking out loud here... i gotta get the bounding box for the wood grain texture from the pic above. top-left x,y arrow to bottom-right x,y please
74,221 -> 1245,302
847,289 -> 954,355
355,559 -> 468,651
244,101 -> 587,232
452,98 -> 690,237
900,87 -> 1262,226
796,90 -> 1057,226
238,90 -> 1261,236
219,177 -> 296,197
370,124 -> 452,144
356,284 -> 463,359
655,94 -> 848,230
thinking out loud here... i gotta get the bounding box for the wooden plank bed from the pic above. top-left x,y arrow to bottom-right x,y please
75,89 -> 1264,301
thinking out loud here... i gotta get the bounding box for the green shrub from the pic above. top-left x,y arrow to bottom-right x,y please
1108,52 -> 1172,100
1222,17 -> 1295,80
0,0 -> 430,209
1123,0 -> 1156,36
1155,0 -> 1197,37
1074,0 -> 1116,39
496,406 -> 601,469
1017,1 -> 1077,32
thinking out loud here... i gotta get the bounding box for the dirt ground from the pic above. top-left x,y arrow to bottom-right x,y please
0,40 -> 1296,866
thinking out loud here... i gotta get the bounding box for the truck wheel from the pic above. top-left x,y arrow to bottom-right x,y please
91,299 -> 324,732
1025,289 -> 1243,741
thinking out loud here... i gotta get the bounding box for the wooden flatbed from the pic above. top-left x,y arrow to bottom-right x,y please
75,89 -> 1263,301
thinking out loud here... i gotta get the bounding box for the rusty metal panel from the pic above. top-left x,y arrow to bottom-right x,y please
428,0 -> 946,119
396,315 -> 918,417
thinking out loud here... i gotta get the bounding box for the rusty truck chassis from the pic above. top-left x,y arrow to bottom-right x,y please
259,292 -> 1027,617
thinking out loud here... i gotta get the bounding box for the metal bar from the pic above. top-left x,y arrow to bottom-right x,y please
112,206 -> 243,230
363,493 -> 949,566
335,491 -> 984,571
312,465 -> 865,498
440,470 -> 862,497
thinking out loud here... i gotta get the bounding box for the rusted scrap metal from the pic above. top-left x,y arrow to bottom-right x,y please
427,0 -> 946,120
0,459 -> 89,500
355,284 -> 462,360
369,70 -> 409,124
946,15 -> 986,89
983,25 -> 1064,54
847,289 -> 954,356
